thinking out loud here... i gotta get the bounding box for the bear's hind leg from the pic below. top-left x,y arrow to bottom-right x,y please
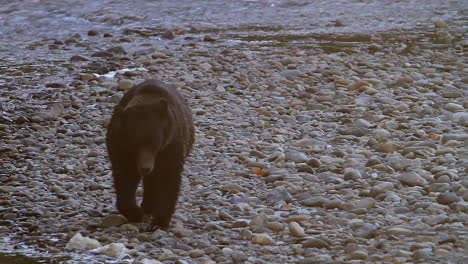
113,164 -> 143,222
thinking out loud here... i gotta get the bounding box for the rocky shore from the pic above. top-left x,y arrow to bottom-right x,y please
0,1 -> 467,263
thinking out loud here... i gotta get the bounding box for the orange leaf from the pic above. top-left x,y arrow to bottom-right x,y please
429,133 -> 439,140
281,204 -> 291,210
252,169 -> 266,175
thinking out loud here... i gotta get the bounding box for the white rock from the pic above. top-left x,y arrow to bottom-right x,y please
141,259 -> 163,264
65,233 -> 101,250
93,242 -> 129,258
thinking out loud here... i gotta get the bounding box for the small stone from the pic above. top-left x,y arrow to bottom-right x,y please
102,214 -> 127,227
285,150 -> 308,163
444,103 -> 464,112
221,183 -> 246,193
161,30 -> 175,39
370,182 -> 394,197
356,223 -> 377,238
301,196 -> 328,207
189,249 -> 205,258
290,100 -> 306,107
434,20 -> 448,28
356,198 -> 375,209
348,250 -> 368,260
250,213 -> 268,226
306,158 -> 321,167
288,222 -> 306,237
66,233 -> 101,250
118,79 -> 134,91
343,168 -> 362,181
348,80 -> 369,91
386,227 -> 413,236
436,192 -> 460,205
375,141 -> 400,153
412,248 -> 432,260
302,238 -> 330,248
0,186 -> 16,193
400,172 -> 427,187
251,234 -> 275,245
93,243 -> 128,258
267,222 -> 284,232
203,35 -> 217,42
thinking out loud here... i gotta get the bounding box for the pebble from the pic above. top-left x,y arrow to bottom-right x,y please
302,238 -> 330,248
348,250 -> 368,260
343,168 -> 362,181
400,172 -> 427,186
444,103 -> 464,112
288,222 -> 306,237
102,214 -> 127,227
251,234 -> 275,245
356,223 -> 377,238
285,150 -> 308,163
118,79 -> 134,91
436,192 -> 460,205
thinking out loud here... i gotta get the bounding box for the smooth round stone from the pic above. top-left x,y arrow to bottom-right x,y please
348,250 -> 368,260
436,192 -> 460,205
267,222 -> 284,232
288,222 -> 306,237
302,238 -> 330,248
251,234 -> 275,245
343,168 -> 362,181
285,150 -> 308,163
386,227 -> 413,236
373,128 -> 391,141
444,103 -> 464,112
189,249 -> 205,258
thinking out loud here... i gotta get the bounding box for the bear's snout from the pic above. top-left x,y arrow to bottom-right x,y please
137,148 -> 155,176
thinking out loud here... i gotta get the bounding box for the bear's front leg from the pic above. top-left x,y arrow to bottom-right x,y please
113,164 -> 143,222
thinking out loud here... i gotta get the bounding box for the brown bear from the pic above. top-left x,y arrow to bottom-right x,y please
106,79 -> 194,230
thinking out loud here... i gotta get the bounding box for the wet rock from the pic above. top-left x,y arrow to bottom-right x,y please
161,30 -> 176,39
65,233 -> 101,250
93,242 -> 128,258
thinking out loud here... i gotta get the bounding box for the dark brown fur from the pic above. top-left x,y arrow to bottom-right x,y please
106,79 -> 194,229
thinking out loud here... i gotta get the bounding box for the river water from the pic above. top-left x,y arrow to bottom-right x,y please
0,0 -> 466,263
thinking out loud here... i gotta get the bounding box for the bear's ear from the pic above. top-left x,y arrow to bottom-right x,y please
124,94 -> 160,111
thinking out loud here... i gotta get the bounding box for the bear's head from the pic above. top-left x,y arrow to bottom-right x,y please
119,94 -> 174,176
